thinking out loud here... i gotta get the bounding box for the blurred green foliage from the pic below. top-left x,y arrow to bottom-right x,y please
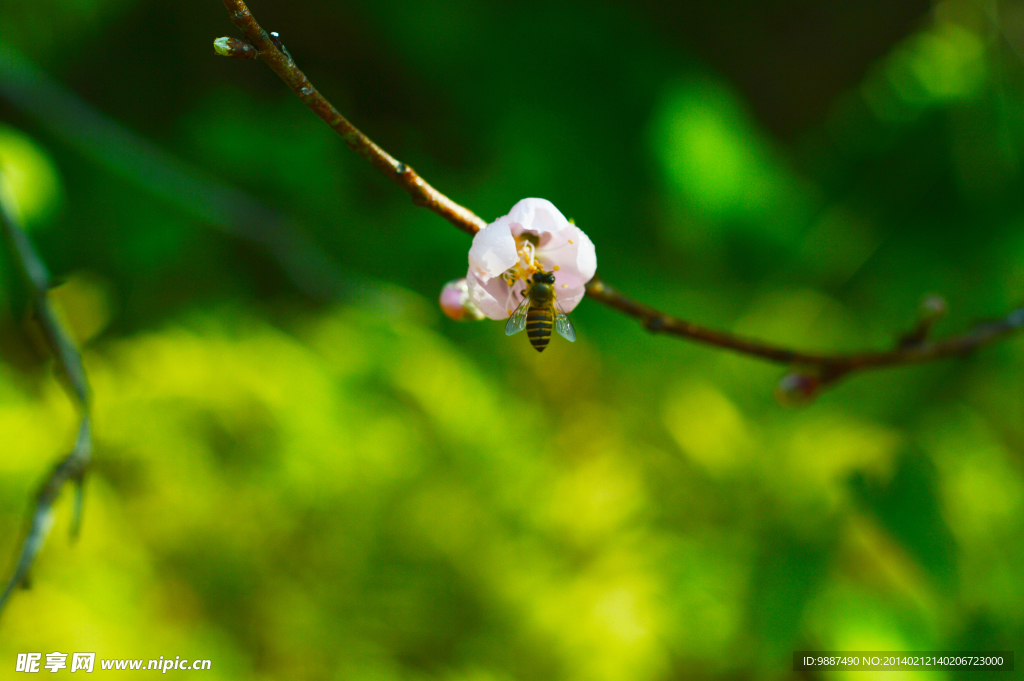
1,0 -> 1023,679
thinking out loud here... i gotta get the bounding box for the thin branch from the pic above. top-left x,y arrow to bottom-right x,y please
220,1 -> 487,236
0,176 -> 92,618
217,0 -> 1024,393
0,417 -> 91,614
585,276 -> 1024,379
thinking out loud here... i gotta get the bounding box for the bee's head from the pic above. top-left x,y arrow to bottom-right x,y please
532,271 -> 556,285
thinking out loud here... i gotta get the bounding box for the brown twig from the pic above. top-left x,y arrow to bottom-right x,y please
217,0 -> 1024,395
0,176 -> 92,617
219,1 -> 486,236
585,276 -> 1024,383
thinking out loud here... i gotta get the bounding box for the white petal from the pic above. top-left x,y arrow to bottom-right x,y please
467,270 -> 521,320
536,225 -> 596,281
507,198 -> 570,235
468,217 -> 518,279
551,269 -> 586,313
574,228 -> 597,282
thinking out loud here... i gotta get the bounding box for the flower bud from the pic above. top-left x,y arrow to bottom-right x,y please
213,37 -> 259,59
775,371 -> 821,407
919,294 -> 947,320
898,294 -> 948,348
439,278 -> 484,321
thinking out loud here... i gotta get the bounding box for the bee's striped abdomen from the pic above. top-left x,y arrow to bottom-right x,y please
526,306 -> 553,352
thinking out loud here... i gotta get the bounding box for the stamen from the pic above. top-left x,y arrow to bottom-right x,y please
522,240 -> 536,268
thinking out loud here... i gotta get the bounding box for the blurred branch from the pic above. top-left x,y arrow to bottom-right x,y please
219,0 -> 1024,398
0,39 -> 352,301
0,177 -> 92,617
0,42 -> 400,620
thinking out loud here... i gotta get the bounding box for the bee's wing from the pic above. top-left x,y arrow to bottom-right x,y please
505,294 -> 531,336
554,301 -> 577,342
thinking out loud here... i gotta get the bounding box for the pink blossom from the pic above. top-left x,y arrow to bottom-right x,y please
466,198 -> 597,320
439,278 -> 484,321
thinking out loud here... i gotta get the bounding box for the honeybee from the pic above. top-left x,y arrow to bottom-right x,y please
505,270 -> 576,352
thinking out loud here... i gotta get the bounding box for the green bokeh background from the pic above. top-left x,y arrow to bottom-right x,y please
1,0 -> 1023,678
